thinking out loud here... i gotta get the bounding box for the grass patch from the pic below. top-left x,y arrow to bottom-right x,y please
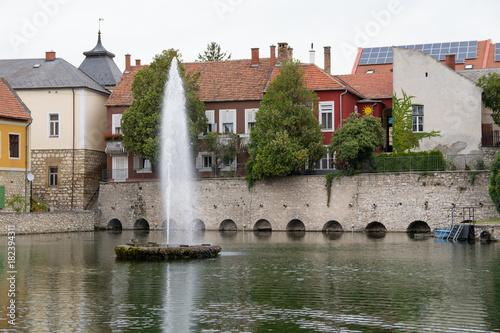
475,218 -> 500,225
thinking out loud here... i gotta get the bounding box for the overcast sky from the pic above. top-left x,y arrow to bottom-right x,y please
1,0 -> 499,75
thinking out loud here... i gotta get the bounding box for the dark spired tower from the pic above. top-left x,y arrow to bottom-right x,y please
79,29 -> 122,90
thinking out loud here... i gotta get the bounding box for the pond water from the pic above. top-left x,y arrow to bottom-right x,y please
1,230 -> 499,332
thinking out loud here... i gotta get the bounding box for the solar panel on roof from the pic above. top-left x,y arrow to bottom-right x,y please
360,40 -> 478,65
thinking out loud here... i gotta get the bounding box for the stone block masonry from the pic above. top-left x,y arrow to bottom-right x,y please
0,210 -> 97,234
31,149 -> 106,211
0,170 -> 28,211
98,171 -> 499,234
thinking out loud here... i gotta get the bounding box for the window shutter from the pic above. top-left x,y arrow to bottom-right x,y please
133,156 -> 140,170
195,154 -> 203,169
0,186 -> 4,208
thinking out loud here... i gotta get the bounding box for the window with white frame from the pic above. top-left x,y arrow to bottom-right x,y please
203,155 -> 212,168
315,149 -> 336,170
48,166 -> 58,187
112,114 -> 122,134
319,102 -> 334,131
219,109 -> 236,133
9,134 -> 20,159
133,156 -> 152,173
205,110 -> 217,132
49,113 -> 59,138
245,108 -> 258,134
412,105 -> 424,132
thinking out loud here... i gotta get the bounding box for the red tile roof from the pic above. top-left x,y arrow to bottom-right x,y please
336,73 -> 393,99
0,78 -> 31,120
184,58 -> 275,102
105,65 -> 143,106
266,64 -> 363,98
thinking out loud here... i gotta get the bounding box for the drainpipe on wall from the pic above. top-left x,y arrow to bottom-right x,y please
71,88 -> 75,210
25,117 -> 32,208
339,89 -> 348,127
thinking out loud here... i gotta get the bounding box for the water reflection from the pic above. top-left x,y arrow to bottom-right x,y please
0,231 -> 499,332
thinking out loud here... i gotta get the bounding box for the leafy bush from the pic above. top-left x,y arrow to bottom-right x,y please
6,194 -> 28,212
373,150 -> 445,172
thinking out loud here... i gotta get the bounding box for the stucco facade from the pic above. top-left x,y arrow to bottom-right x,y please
393,47 -> 483,155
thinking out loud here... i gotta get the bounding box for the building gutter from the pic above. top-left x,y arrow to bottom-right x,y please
24,117 -> 32,207
339,89 -> 348,127
71,88 -> 75,210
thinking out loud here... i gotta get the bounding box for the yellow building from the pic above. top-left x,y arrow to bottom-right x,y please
0,78 -> 31,210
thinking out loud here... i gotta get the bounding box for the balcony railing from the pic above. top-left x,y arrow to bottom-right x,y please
105,141 -> 126,154
482,132 -> 500,147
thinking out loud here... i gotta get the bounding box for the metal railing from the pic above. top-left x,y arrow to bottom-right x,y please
371,154 -> 489,173
482,132 -> 500,147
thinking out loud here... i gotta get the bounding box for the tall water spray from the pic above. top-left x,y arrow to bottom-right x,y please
160,58 -> 197,244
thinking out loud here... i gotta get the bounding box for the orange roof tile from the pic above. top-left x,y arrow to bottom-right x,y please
266,64 -> 361,96
105,65 -> 143,106
184,58 -> 275,102
0,78 -> 31,120
336,73 -> 393,99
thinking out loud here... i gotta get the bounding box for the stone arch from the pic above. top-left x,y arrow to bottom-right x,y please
365,221 -> 386,232
190,219 -> 206,231
219,219 -> 237,231
407,220 -> 430,233
254,219 -> 272,231
323,220 -> 343,232
134,218 -> 150,230
107,218 -> 122,230
286,219 -> 305,231
162,219 -> 178,230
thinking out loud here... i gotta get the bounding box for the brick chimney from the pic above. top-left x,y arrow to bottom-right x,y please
324,46 -> 331,74
135,59 -> 141,66
270,45 -> 276,66
251,48 -> 259,66
445,54 -> 455,70
45,51 -> 56,61
278,42 -> 291,64
125,54 -> 131,72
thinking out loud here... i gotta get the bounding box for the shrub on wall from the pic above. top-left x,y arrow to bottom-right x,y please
373,151 -> 445,172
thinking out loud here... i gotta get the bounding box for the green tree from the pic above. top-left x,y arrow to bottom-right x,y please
202,132 -> 239,177
121,49 -> 207,164
489,153 -> 500,214
477,72 -> 500,126
329,113 -> 383,174
246,60 -> 326,186
392,90 -> 440,153
197,42 -> 231,62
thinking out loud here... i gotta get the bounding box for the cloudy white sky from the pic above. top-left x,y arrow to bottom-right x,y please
1,0 -> 499,75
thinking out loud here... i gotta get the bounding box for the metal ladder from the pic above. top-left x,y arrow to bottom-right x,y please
447,224 -> 463,241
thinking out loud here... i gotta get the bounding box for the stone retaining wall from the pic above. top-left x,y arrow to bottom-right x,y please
0,211 -> 97,234
97,171 -> 499,238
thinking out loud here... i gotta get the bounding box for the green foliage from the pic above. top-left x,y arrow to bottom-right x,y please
202,132 -> 239,177
373,151 -> 445,172
488,153 -> 500,214
476,159 -> 486,170
329,113 -> 383,174
31,201 -> 49,212
6,194 -> 28,212
477,73 -> 500,126
392,90 -> 440,153
121,49 -> 207,165
197,42 -> 231,61
245,60 -> 326,186
325,173 -> 342,206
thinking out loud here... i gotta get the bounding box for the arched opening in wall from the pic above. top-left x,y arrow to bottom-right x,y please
190,219 -> 206,231
162,219 -> 178,230
323,220 -> 343,232
254,219 -> 272,232
134,218 -> 150,230
407,220 -> 430,233
365,221 -> 386,233
107,218 -> 122,230
287,219 -> 305,231
219,219 -> 237,231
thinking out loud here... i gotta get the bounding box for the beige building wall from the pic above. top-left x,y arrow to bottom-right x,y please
17,89 -> 108,152
393,47 -> 483,155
